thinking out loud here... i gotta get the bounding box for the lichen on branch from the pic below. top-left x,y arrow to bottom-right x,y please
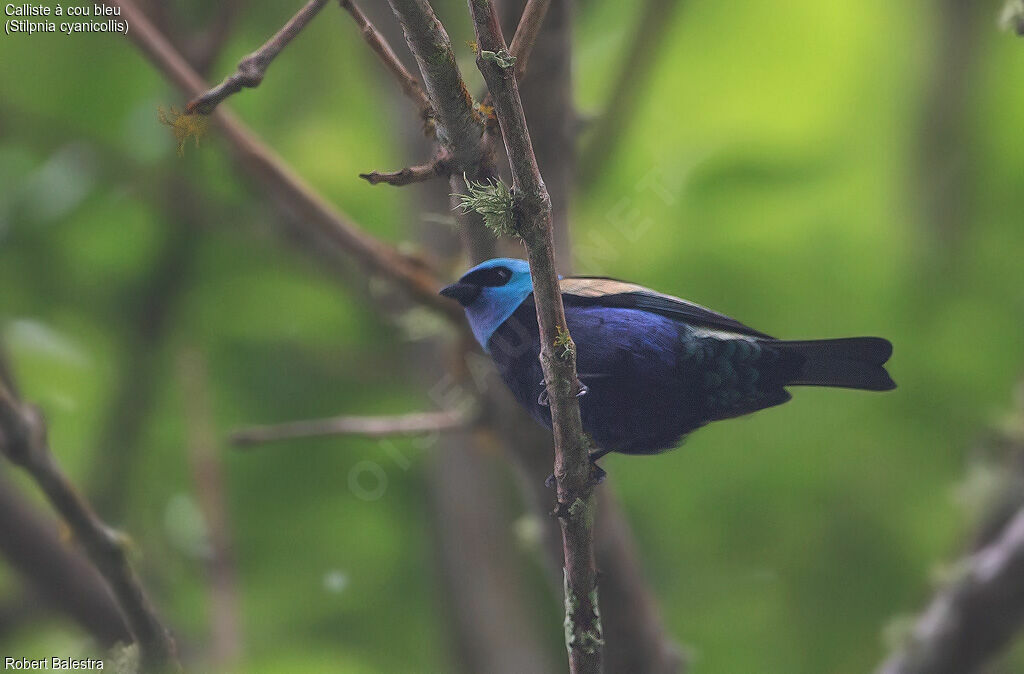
453,176 -> 517,239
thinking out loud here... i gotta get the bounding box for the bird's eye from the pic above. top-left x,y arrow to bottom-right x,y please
463,266 -> 513,287
488,267 -> 512,286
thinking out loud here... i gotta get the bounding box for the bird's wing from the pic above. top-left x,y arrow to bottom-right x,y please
560,277 -> 774,339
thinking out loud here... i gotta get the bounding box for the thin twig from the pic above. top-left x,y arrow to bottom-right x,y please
359,151 -> 452,186
187,0 -> 330,114
476,0 -> 552,123
0,379 -> 179,672
469,3 -> 601,672
508,0 -> 551,81
105,0 -> 461,322
231,408 -> 471,447
339,0 -> 435,131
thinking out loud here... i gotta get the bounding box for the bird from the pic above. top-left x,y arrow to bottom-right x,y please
440,258 -> 895,476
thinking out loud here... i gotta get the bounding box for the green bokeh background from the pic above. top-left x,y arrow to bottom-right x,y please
2,1 -> 1023,672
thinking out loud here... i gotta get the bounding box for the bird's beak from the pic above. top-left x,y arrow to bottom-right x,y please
439,281 -> 480,306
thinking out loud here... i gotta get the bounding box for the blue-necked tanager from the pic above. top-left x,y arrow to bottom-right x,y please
440,258 -> 894,472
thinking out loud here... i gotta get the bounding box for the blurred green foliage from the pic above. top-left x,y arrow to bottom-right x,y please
1,1 -> 1024,672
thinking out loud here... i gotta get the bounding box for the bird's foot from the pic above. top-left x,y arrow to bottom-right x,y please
537,380 -> 589,407
544,455 -> 607,489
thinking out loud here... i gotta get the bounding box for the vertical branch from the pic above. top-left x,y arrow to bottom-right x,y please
178,349 -> 242,667
373,5 -> 559,659
427,432 -> 559,674
88,185 -> 197,519
469,3 -> 602,672
913,0 -> 981,257
502,0 -> 573,268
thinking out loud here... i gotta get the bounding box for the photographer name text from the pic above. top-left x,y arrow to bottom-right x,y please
4,658 -> 103,670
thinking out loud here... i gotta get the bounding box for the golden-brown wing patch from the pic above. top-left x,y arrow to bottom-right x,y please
559,276 -> 773,339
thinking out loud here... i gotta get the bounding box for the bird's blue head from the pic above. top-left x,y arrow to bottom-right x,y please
439,258 -> 534,351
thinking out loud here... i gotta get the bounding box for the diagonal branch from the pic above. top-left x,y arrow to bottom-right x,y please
105,0 -> 461,322
877,504 -> 1024,674
339,0 -> 435,131
476,0 -> 552,124
359,151 -> 453,186
877,382 -> 1024,674
386,0 -> 500,263
0,473 -> 131,648
231,408 -> 471,447
386,0 -> 488,172
0,377 -> 179,672
469,3 -> 601,672
508,0 -> 551,81
187,0 -> 330,114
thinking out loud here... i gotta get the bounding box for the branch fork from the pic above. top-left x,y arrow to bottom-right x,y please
0,376 -> 180,672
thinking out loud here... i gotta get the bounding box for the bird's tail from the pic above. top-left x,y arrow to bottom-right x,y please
773,337 -> 895,391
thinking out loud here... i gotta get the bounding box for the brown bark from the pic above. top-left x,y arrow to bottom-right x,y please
0,472 -> 131,647
0,381 -> 179,672
470,3 -> 601,671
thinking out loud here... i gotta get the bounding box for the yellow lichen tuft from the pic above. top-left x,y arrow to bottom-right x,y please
158,106 -> 209,157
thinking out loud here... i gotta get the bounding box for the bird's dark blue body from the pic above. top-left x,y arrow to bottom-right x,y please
488,299 -> 796,454
440,258 -> 894,459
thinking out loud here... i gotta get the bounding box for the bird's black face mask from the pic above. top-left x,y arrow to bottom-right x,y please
439,281 -> 481,306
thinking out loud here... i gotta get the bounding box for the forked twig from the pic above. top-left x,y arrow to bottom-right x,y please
187,0 -> 330,114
